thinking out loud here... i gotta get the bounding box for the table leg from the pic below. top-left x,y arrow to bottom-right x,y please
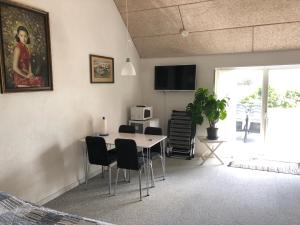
199,153 -> 208,166
202,142 -> 224,165
146,147 -> 150,196
204,142 -> 224,164
145,148 -> 150,196
199,153 -> 206,164
210,145 -> 224,165
161,140 -> 166,180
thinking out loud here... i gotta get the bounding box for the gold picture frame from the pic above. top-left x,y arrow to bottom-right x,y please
89,54 -> 114,83
0,0 -> 53,93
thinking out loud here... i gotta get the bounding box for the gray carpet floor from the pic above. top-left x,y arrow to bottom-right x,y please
45,157 -> 300,225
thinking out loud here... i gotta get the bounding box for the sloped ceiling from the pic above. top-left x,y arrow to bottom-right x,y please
114,0 -> 300,58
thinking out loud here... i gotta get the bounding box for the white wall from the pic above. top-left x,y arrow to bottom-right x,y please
0,0 -> 141,204
140,50 -> 300,153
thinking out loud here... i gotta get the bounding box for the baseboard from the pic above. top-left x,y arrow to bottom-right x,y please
37,169 -> 101,205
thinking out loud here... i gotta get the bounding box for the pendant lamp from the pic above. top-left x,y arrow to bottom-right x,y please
121,0 -> 136,76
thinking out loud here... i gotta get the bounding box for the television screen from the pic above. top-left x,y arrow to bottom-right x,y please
155,65 -> 196,90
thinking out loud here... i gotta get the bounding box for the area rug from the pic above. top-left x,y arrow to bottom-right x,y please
228,158 -> 300,175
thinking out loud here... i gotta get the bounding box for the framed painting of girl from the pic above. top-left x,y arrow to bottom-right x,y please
0,1 -> 53,93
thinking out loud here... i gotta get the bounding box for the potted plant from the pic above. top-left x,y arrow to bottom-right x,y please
204,93 -> 227,140
186,88 -> 228,140
186,88 -> 209,126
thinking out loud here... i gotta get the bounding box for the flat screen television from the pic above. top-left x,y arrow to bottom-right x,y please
155,65 -> 196,91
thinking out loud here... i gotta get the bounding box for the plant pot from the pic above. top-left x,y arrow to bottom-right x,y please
207,127 -> 218,140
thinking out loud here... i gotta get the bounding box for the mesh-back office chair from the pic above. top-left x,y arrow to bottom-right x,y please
114,138 -> 146,201
119,125 -> 135,133
85,136 -> 117,194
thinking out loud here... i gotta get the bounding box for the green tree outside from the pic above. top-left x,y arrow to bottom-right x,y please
240,87 -> 300,108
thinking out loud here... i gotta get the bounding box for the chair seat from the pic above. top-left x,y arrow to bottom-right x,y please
137,157 -> 145,168
138,150 -> 161,160
106,148 -> 118,165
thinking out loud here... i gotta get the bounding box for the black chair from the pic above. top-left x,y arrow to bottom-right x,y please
119,125 -> 135,133
118,124 -> 136,181
85,136 -> 117,194
143,127 -> 165,184
114,138 -> 146,201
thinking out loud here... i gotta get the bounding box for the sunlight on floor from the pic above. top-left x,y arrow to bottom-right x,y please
217,136 -> 300,164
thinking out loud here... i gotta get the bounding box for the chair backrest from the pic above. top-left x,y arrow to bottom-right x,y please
119,125 -> 135,133
85,136 -> 109,166
145,127 -> 162,153
167,110 -> 195,153
145,127 -> 162,135
115,138 -> 139,170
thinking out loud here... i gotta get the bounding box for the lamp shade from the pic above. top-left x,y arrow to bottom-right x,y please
121,58 -> 136,76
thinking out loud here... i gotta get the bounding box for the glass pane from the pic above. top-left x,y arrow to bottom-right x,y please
266,68 -> 300,161
216,69 -> 264,159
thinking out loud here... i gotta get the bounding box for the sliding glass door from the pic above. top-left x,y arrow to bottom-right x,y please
215,68 -> 264,144
215,65 -> 300,161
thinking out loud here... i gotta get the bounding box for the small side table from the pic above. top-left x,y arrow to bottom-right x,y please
197,136 -> 226,166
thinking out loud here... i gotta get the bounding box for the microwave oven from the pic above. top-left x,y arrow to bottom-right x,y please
129,118 -> 159,133
130,106 -> 153,121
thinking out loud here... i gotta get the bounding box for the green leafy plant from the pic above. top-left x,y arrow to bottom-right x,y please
186,88 -> 228,127
186,88 -> 209,126
204,94 -> 228,128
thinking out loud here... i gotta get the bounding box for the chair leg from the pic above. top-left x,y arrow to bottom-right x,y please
114,168 -> 120,195
85,162 -> 90,187
128,170 -> 131,183
160,156 -> 165,180
108,166 -> 111,194
102,166 -> 105,178
123,169 -> 127,182
150,161 -> 155,187
139,169 -> 142,201
143,164 -> 147,188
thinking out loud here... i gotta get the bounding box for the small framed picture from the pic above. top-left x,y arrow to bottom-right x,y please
0,1 -> 53,93
89,54 -> 114,83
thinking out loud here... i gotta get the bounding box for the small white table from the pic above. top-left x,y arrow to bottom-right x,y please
197,136 -> 226,166
80,132 -> 167,196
